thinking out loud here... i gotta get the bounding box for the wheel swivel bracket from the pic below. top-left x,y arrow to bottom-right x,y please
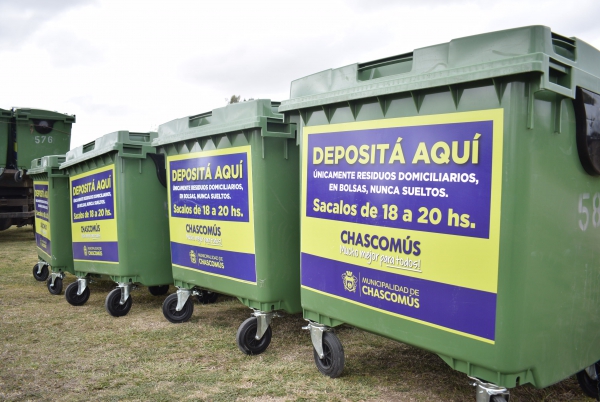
469,376 -> 510,402
252,310 -> 281,341
49,271 -> 65,287
302,320 -> 331,360
585,363 -> 599,381
117,282 -> 132,305
175,288 -> 194,311
77,277 -> 88,296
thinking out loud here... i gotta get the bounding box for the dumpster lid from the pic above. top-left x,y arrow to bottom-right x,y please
0,108 -> 10,119
279,25 -> 600,112
13,107 -> 76,123
61,131 -> 157,168
29,155 -> 66,174
153,99 -> 294,146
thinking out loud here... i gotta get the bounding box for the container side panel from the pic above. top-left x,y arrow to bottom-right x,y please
0,114 -> 9,167
493,87 -> 600,387
49,175 -> 74,272
114,156 -> 172,285
250,135 -> 302,312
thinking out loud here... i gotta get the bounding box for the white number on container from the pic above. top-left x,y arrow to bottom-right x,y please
593,193 -> 600,228
34,136 -> 53,144
579,193 -> 590,231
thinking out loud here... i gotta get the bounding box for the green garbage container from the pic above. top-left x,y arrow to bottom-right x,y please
153,99 -> 299,354
0,108 -> 74,232
13,108 -> 75,169
279,25 -> 600,399
0,108 -> 11,168
28,155 -> 74,293
60,131 -> 173,316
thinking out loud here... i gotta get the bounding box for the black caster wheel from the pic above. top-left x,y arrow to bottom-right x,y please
313,331 -> 345,378
148,285 -> 170,296
33,264 -> 49,281
162,293 -> 193,323
576,361 -> 600,399
47,276 -> 63,295
65,281 -> 90,306
105,288 -> 132,317
196,290 -> 219,304
0,218 -> 11,231
236,316 -> 272,355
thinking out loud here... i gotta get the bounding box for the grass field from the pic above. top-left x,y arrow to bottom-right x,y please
0,226 -> 591,401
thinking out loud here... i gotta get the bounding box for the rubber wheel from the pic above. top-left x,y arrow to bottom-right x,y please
236,317 -> 272,355
148,285 -> 170,296
491,396 -> 507,402
196,290 -> 219,304
47,276 -> 63,295
313,331 -> 345,378
65,281 -> 90,306
162,293 -> 193,323
105,288 -> 133,317
0,218 -> 11,231
33,264 -> 49,281
576,362 -> 600,398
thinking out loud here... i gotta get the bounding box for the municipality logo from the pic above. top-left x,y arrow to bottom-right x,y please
189,250 -> 196,264
83,246 -> 88,256
342,271 -> 357,293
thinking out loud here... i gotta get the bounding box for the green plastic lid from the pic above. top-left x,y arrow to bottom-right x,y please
61,131 -> 157,168
29,155 -> 67,174
13,108 -> 75,123
280,25 -> 600,112
153,99 -> 295,146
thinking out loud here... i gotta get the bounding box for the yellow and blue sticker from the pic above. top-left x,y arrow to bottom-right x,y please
167,146 -> 256,284
301,109 -> 503,343
34,182 -> 51,255
70,165 -> 119,263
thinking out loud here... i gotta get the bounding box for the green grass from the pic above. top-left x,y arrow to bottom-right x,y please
0,226 -> 590,401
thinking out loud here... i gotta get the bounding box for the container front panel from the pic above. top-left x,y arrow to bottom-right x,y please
301,110 -> 503,342
16,121 -> 71,170
34,181 -> 51,258
167,146 -> 256,285
70,164 -> 119,265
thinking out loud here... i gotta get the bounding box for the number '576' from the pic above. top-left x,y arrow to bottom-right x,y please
34,136 -> 53,144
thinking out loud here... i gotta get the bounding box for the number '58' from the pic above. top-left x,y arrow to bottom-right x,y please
578,193 -> 600,231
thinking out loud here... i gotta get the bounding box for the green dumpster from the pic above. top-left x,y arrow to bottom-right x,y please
153,99 -> 299,354
29,155 -> 74,293
0,108 -> 74,232
279,25 -> 600,400
60,131 -> 173,316
13,108 -> 75,169
0,108 -> 11,168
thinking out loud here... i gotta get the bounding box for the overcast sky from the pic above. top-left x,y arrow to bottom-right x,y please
2,0 -> 600,147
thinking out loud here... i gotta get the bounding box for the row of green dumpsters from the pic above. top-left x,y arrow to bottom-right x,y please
25,26 -> 600,398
